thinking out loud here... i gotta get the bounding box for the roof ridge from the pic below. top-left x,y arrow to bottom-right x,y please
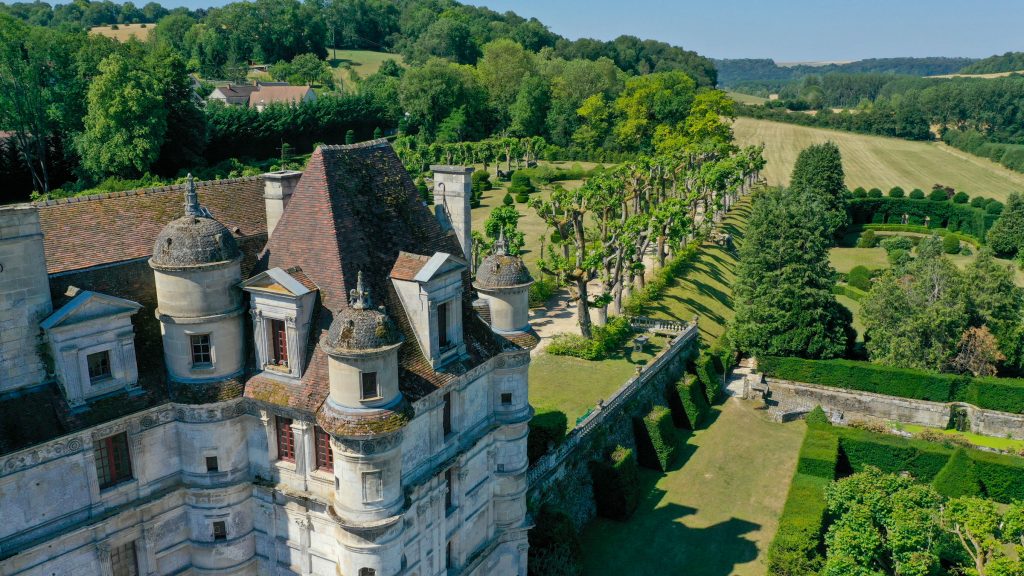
319,139 -> 391,151
34,175 -> 266,208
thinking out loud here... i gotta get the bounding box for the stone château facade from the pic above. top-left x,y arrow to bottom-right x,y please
0,140 -> 536,576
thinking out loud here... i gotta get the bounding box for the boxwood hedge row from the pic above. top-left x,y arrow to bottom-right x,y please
848,197 -> 998,239
589,445 -> 640,521
633,404 -> 678,471
668,374 -> 710,430
759,356 -> 1024,414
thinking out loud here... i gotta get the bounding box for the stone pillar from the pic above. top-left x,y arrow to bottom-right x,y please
0,205 -> 53,394
431,165 -> 474,266
263,170 -> 303,238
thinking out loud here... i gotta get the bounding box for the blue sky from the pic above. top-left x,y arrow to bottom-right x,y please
466,0 -> 1023,61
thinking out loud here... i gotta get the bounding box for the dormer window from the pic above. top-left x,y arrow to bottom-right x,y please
41,289 -> 142,409
241,267 -> 318,380
390,251 -> 468,367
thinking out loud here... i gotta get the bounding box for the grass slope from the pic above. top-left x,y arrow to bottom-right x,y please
734,117 -> 1024,201
646,200 -> 751,344
580,401 -> 807,576
727,91 -> 769,105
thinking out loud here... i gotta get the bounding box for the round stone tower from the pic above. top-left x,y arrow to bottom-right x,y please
316,272 -> 410,576
473,231 -> 534,333
149,176 -> 245,383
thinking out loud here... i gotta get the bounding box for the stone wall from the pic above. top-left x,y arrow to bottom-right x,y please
764,377 -> 1024,440
526,324 -> 698,527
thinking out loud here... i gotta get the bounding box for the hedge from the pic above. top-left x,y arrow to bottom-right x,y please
589,445 -> 640,520
759,357 -> 966,403
527,409 -> 568,464
766,425 -> 838,576
760,356 -> 1024,414
932,447 -> 982,497
848,197 -> 997,240
837,427 -> 953,482
864,224 -> 982,247
836,427 -> 1024,503
528,507 -> 583,576
796,428 -> 840,480
695,352 -> 723,404
832,283 -> 867,302
633,404 -> 678,471
669,373 -> 709,430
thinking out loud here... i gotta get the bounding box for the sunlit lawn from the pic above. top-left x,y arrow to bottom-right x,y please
644,200 -> 751,344
580,401 -> 807,576
528,336 -> 667,431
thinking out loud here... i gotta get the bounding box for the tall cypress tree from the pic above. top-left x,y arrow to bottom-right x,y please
732,187 -> 854,359
789,142 -> 848,240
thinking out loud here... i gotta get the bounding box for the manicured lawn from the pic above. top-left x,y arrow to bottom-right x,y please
327,48 -> 404,90
528,336 -> 667,430
900,424 -> 1024,453
644,200 -> 751,344
580,400 -> 807,576
835,293 -> 864,341
828,246 -> 889,273
734,117 -> 1024,202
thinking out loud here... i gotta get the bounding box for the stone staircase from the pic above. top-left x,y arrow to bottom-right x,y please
724,357 -> 757,398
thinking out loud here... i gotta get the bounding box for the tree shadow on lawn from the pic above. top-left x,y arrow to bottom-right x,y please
650,293 -> 727,327
583,471 -> 760,575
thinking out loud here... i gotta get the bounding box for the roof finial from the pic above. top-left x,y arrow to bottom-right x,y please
349,270 -> 372,310
184,173 -> 201,216
493,228 -> 509,256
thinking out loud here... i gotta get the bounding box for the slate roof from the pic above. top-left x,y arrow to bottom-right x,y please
246,140 -> 504,411
35,177 -> 266,274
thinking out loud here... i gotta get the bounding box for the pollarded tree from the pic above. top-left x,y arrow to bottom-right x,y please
941,497 -> 1024,576
731,187 -> 854,359
789,142 -> 849,240
986,193 -> 1024,257
76,51 -> 168,179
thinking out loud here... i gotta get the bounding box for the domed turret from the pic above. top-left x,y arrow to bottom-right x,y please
474,231 -> 533,333
149,175 -> 245,383
323,275 -> 403,354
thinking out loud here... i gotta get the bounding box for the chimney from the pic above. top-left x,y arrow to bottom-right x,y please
431,165 -> 474,267
263,170 -> 303,237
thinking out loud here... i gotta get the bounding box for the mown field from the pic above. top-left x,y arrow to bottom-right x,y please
327,49 -> 404,90
733,117 -> 1024,201
89,23 -> 152,41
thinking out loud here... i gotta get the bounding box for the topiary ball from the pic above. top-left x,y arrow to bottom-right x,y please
910,189 -> 926,199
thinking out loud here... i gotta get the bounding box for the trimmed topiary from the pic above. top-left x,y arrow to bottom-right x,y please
669,374 -> 710,430
633,405 -> 678,471
515,192 -> 530,204
509,171 -> 535,195
971,196 -> 988,208
527,409 -> 567,464
867,188 -> 883,198
888,186 -> 905,198
847,265 -> 872,291
986,200 -> 1005,215
933,447 -> 982,497
910,188 -> 926,199
953,191 -> 969,204
805,405 -> 831,428
589,445 -> 640,520
528,507 -> 583,576
942,234 -> 961,254
695,352 -> 722,404
929,188 -> 949,201
852,187 -> 867,198
857,229 -> 877,248
502,192 -> 514,206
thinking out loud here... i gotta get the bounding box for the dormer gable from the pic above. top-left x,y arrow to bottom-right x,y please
241,267 -> 318,380
390,252 -> 468,368
41,288 -> 143,409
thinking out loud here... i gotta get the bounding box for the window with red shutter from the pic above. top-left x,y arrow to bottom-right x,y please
276,416 -> 295,462
94,432 -> 133,489
314,426 -> 333,471
269,319 -> 288,367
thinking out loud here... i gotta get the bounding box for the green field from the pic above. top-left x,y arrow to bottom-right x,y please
727,91 -> 769,105
734,117 -> 1024,201
645,200 -> 751,344
900,424 -> 1024,453
327,49 -> 404,90
581,401 -> 807,576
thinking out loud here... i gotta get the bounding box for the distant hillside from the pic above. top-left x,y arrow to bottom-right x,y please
960,52 -> 1024,74
716,57 -> 976,89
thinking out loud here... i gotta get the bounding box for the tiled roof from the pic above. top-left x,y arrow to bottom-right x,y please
249,85 -> 313,107
389,252 -> 430,281
248,140 -> 503,408
36,177 -> 267,274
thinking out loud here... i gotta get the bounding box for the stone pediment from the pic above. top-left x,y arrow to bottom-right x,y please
40,289 -> 142,331
390,251 -> 467,284
240,267 -> 312,297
